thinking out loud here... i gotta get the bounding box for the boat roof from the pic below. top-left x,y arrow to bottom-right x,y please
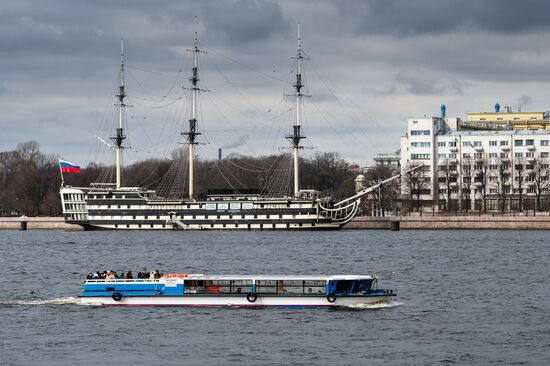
85,274 -> 376,282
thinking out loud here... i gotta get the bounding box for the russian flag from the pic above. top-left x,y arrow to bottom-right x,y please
59,159 -> 81,173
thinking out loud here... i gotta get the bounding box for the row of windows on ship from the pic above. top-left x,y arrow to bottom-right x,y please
62,194 -> 312,210
88,213 -> 313,220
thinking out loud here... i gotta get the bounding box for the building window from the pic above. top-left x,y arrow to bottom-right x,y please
448,141 -> 456,147
437,141 -> 446,147
514,140 -> 523,146
500,141 -> 508,146
411,154 -> 430,160
515,152 -> 523,158
437,154 -> 447,159
489,141 -> 497,146
411,130 -> 430,136
463,153 -> 471,158
449,153 -> 457,159
526,139 -> 534,146
526,152 -> 534,158
500,153 -> 509,158
489,153 -> 497,158
541,152 -> 549,158
411,142 -> 431,148
541,140 -> 549,146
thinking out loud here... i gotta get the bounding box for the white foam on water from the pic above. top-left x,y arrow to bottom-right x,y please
0,297 -> 97,306
345,300 -> 403,310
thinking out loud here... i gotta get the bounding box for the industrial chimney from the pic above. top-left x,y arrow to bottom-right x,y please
218,148 -> 222,160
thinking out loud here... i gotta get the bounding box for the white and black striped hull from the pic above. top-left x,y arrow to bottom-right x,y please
61,187 -> 357,230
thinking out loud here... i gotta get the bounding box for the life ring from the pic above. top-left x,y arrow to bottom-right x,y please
163,273 -> 188,278
326,292 -> 337,303
246,292 -> 257,303
112,292 -> 123,301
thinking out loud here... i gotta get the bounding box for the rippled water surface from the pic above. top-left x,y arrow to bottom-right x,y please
1,230 -> 549,365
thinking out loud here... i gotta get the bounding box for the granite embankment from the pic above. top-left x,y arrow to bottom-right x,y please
2,215 -> 550,230
345,214 -> 550,230
0,217 -> 81,230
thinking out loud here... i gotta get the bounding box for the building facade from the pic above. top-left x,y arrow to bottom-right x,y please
401,116 -> 550,211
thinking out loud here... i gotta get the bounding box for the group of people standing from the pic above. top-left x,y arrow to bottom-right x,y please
86,269 -> 162,280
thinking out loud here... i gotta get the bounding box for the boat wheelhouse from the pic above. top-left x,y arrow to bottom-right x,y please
80,273 -> 395,307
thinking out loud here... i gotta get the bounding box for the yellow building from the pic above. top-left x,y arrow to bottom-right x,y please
459,103 -> 550,131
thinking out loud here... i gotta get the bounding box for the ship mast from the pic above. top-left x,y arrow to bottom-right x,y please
286,23 -> 308,196
111,38 -> 126,189
182,31 -> 204,200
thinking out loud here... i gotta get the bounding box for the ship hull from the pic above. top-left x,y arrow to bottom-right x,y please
61,187 -> 358,230
80,294 -> 394,307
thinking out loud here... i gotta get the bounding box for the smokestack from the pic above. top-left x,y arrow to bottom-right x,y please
218,148 -> 222,160
495,102 -> 500,113
440,104 -> 446,118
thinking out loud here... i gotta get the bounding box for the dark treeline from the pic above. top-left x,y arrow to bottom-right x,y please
0,141 -> 355,216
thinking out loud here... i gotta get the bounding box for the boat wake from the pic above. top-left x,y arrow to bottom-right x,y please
344,300 -> 403,310
0,297 -> 97,306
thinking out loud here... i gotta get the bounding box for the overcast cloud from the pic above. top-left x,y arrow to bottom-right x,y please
2,0 -> 550,167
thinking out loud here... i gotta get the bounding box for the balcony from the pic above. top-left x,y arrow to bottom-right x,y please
527,157 -> 536,163
449,146 -> 458,152
501,146 -> 510,151
450,182 -> 458,188
475,146 -> 484,152
527,169 -> 535,176
449,159 -> 458,165
527,145 -> 536,151
450,171 -> 458,176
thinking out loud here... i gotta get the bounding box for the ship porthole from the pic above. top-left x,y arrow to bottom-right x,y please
112,292 -> 123,302
326,293 -> 336,303
246,293 -> 257,303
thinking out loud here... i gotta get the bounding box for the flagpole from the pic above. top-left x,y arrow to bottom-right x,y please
58,157 -> 65,187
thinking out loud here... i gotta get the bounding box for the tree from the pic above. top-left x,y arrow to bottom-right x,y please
404,163 -> 430,212
514,158 -> 526,211
473,154 -> 490,212
461,157 -> 472,212
364,164 -> 399,215
493,157 -> 510,212
531,157 -> 549,211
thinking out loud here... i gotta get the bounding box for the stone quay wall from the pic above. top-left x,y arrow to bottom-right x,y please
345,214 -> 550,230
0,217 -> 82,230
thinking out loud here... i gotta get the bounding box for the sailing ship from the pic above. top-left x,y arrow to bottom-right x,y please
60,29 -> 409,230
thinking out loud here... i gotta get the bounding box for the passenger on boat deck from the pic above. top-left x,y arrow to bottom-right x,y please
153,270 -> 162,279
106,271 -> 116,280
126,271 -> 133,279
236,288 -> 242,294
92,272 -> 99,279
86,272 -> 93,279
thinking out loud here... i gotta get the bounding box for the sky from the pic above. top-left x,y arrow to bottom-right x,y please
2,0 -> 550,167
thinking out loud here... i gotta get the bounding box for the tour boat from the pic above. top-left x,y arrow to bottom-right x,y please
80,273 -> 395,307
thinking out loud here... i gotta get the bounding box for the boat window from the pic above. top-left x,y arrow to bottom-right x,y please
184,280 -> 205,294
334,280 -> 354,294
256,280 -> 325,294
204,280 -> 252,294
242,202 -> 253,210
304,280 -> 325,294
230,203 -> 240,210
355,280 -> 373,293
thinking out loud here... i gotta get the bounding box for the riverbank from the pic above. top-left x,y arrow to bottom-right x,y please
345,214 -> 550,230
0,217 -> 82,230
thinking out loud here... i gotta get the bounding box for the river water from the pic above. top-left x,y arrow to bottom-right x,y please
0,230 -> 548,365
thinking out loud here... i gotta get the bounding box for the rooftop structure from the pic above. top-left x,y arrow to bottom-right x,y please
459,103 -> 550,131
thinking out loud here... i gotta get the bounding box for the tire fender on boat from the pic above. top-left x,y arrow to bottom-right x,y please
326,292 -> 337,303
246,292 -> 257,303
112,292 -> 123,302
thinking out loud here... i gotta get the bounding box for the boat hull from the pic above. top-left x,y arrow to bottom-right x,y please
80,294 -> 394,307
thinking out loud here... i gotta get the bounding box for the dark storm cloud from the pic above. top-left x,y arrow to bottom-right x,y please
339,0 -> 550,36
2,0 -> 550,165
